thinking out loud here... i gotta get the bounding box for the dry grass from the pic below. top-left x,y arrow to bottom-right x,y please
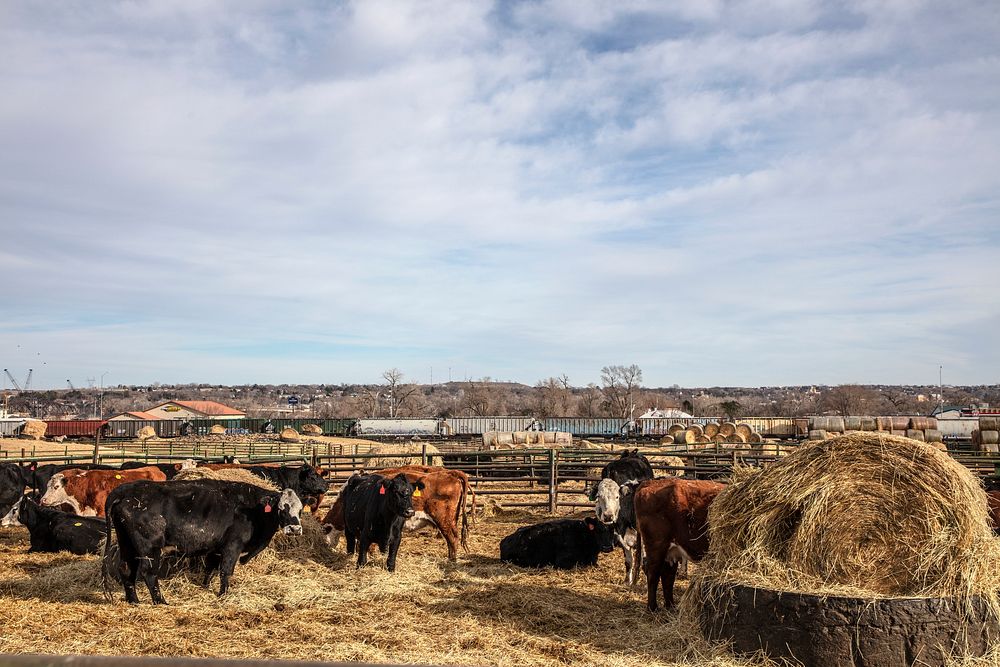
692,433 -> 1000,601
0,506 -> 764,667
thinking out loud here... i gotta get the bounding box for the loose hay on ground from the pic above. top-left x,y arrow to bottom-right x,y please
367,443 -> 445,468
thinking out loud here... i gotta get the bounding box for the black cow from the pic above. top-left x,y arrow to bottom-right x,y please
103,479 -> 303,604
588,449 -> 654,501
4,494 -> 107,555
500,517 -> 615,569
118,461 -> 188,479
246,465 -> 329,509
0,463 -> 31,518
341,473 -> 424,572
28,463 -> 116,494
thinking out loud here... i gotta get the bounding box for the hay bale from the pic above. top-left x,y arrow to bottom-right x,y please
719,422 -> 737,438
301,423 -> 323,436
668,423 -> 686,438
980,417 -> 999,432
735,424 -> 753,440
683,428 -> 700,444
843,417 -> 862,431
808,430 -> 827,441
727,433 -> 747,444
280,427 -> 300,443
712,434 -> 726,445
696,435 -> 711,444
693,432 -> 1000,599
910,417 -> 938,431
136,426 -> 156,440
981,431 -> 1000,446
891,429 -> 907,437
924,429 -> 943,443
906,429 -> 926,442
748,432 -> 764,444
876,417 -> 894,432
859,417 -> 877,431
21,419 -> 46,440
366,443 -> 443,468
703,423 -> 720,439
172,467 -> 278,491
659,435 -> 674,446
660,455 -> 686,477
890,416 -> 910,430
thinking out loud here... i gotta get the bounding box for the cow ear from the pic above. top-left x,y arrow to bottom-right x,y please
415,481 -> 425,490
588,485 -> 598,502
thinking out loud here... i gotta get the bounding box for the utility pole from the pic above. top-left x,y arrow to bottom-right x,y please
99,371 -> 109,419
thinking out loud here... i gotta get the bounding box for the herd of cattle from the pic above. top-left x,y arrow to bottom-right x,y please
6,450 -> 999,613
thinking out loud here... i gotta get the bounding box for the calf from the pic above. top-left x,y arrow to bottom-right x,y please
500,517 -> 615,569
594,478 -> 643,586
103,479 -> 302,604
341,473 -> 423,572
28,463 -> 116,494
589,449 -> 654,501
4,494 -> 106,555
322,465 -> 473,560
119,460 -> 194,479
41,466 -> 168,516
634,477 -> 725,611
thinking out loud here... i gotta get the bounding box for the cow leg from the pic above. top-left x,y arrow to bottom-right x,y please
139,553 -> 167,605
202,553 -> 220,587
621,543 -> 633,585
628,541 -> 644,589
661,561 -> 679,610
356,534 -> 370,569
217,542 -> 243,596
115,533 -> 142,605
345,529 -> 356,555
386,532 -> 402,572
645,553 -> 662,612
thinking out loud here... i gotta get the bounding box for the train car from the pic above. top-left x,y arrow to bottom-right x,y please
0,418 -> 25,438
936,417 -> 978,440
354,418 -> 442,436
443,416 -> 536,436
44,419 -> 109,438
541,417 -> 628,437
241,418 -> 355,436
106,419 -> 180,439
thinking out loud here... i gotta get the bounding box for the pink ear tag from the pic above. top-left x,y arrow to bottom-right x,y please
264,503 -> 272,513
379,486 -> 386,495
588,523 -> 595,531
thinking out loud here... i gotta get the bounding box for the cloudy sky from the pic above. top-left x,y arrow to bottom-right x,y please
1,0 -> 998,389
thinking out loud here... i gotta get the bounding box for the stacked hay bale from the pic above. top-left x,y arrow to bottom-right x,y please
692,432 -> 1000,666
810,416 -> 942,446
301,423 -> 323,436
678,422 -> 765,451
972,416 -> 1000,453
482,431 -> 572,449
21,419 -> 46,440
366,443 -> 444,468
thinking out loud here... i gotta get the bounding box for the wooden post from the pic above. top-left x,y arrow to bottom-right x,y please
311,445 -> 318,467
421,443 -> 428,466
92,431 -> 101,464
548,448 -> 558,514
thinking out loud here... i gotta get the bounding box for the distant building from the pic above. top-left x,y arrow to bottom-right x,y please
108,411 -> 163,422
142,400 -> 245,420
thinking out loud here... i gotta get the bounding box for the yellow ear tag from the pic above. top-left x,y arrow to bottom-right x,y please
303,506 -> 311,512
413,489 -> 422,497
115,474 -> 122,479
74,522 -> 82,527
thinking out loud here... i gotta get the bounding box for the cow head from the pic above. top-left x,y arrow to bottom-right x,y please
382,474 -> 424,519
40,473 -> 73,511
298,465 -> 330,496
593,478 -> 621,524
179,459 -> 198,470
584,517 -> 616,553
269,488 -> 304,536
1,496 -> 24,527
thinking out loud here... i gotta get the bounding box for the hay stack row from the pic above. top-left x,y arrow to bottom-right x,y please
483,431 -> 572,448
972,416 -> 1000,453
807,415 -> 942,445
660,422 -> 765,451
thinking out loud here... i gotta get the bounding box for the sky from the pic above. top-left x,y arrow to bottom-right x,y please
1,0 -> 999,390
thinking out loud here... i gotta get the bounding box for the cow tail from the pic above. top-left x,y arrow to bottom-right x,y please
457,478 -> 470,552
100,502 -> 116,602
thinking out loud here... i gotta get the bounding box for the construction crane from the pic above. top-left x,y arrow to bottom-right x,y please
67,379 -> 76,390
23,369 -> 32,391
4,369 -> 24,392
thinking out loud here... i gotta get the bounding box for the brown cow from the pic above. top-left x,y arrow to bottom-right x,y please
40,466 -> 167,517
321,466 -> 474,561
634,477 -> 725,611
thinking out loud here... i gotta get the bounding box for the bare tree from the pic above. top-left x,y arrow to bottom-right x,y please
460,378 -> 514,416
819,385 -> 878,418
577,383 -> 603,417
381,368 -> 419,418
600,364 -> 643,419
534,375 -> 574,417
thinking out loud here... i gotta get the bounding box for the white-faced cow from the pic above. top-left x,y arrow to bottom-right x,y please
593,478 -> 643,586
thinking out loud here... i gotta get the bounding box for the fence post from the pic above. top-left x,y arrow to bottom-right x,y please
548,448 -> 557,514
421,443 -> 428,466
311,445 -> 318,467
92,431 -> 101,464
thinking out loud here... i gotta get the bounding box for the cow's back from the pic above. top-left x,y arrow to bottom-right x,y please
66,467 -> 168,516
634,478 -> 724,559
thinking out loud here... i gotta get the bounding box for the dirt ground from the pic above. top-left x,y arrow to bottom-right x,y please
0,504 -> 753,667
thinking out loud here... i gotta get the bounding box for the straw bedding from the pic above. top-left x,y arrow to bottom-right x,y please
0,511 -> 755,667
691,433 -> 1000,601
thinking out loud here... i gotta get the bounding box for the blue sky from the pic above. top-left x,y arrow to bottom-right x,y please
1,0 -> 998,389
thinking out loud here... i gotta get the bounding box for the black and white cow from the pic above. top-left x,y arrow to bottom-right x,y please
341,473 -> 424,572
0,463 -> 31,519
499,517 -> 615,569
103,479 -> 303,604
593,478 -> 643,586
2,494 -> 107,555
588,449 -> 654,501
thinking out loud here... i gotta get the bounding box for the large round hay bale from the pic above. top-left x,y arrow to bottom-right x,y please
279,427 -> 300,443
980,417 -> 999,432
668,423 -> 686,438
876,417 -> 894,432
981,431 -> 1000,446
844,417 -> 862,431
660,455 -> 686,477
859,417 -> 877,432
808,429 -> 827,441
735,424 -> 753,440
136,426 -> 156,440
703,423 -> 720,438
366,443 -> 443,469
173,467 -> 278,490
695,433 -> 1000,598
696,435 -> 711,444
683,428 -> 700,444
719,422 -> 737,438
905,429 -> 926,442
909,417 -> 938,431
301,423 -> 323,436
890,416 -> 910,431
712,434 -> 726,445
891,429 -> 906,437
21,420 -> 46,440
727,433 -> 747,444
659,435 -> 675,446
688,424 -> 704,438
924,429 -> 943,443
209,424 -> 226,435
748,432 -> 764,444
